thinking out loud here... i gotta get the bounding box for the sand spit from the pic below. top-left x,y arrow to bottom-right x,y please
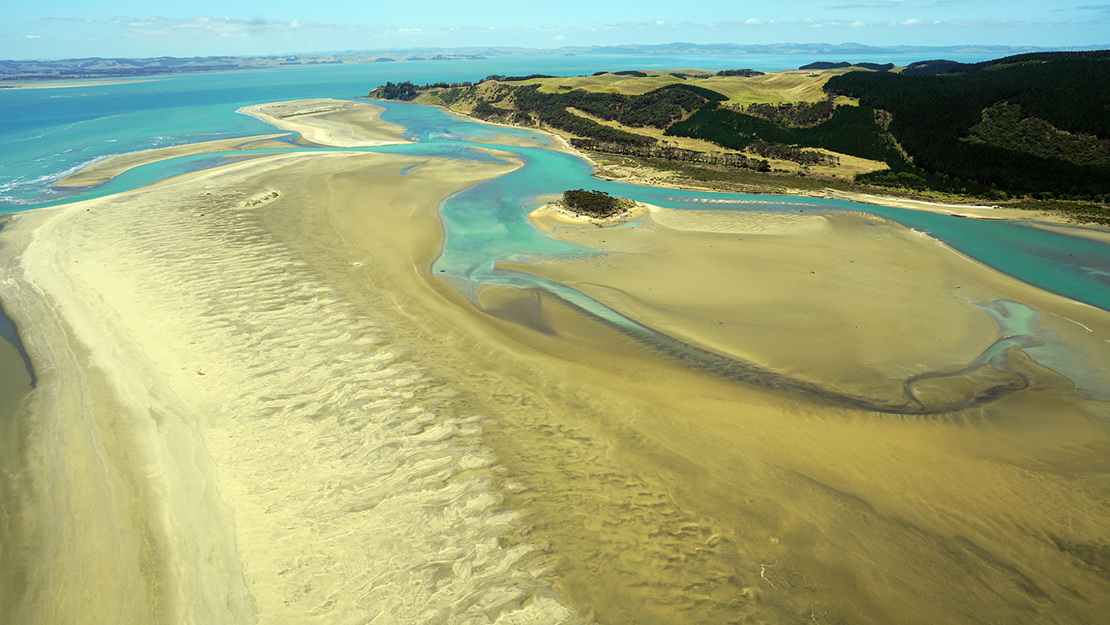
53,134 -> 293,188
827,190 -> 1082,224
238,98 -> 408,147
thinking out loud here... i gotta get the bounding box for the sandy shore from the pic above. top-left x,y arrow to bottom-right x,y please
54,134 -> 293,187
2,98 -> 1110,625
238,98 -> 408,147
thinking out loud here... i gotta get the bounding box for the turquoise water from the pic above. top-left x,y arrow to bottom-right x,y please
2,55 -> 1108,402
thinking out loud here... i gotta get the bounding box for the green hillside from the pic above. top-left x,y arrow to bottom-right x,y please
368,53 -> 1110,206
825,51 -> 1110,198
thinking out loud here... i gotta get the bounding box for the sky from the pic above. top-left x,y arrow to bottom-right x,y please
2,1 -> 1108,60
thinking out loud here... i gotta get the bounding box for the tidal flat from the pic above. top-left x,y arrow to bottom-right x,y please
0,100 -> 1108,625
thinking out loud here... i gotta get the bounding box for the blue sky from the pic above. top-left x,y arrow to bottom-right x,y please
2,1 -> 1108,59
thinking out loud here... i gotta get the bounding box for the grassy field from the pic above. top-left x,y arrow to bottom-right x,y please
526,69 -> 858,106
407,69 -> 884,181
563,106 -> 887,180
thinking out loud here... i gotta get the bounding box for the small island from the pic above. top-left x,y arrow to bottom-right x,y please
529,189 -> 647,231
562,189 -> 632,218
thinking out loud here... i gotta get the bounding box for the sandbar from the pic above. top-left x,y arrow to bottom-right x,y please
238,98 -> 408,147
53,133 -> 293,187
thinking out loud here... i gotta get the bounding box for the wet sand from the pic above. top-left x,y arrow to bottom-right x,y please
519,204 -> 1110,410
0,150 -> 590,623
1,102 -> 1109,625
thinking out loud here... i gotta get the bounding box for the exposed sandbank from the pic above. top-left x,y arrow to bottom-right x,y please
528,199 -> 647,232
510,202 -> 1110,409
827,189 -> 1077,223
238,98 -> 408,147
53,134 -> 293,187
0,150 -> 591,624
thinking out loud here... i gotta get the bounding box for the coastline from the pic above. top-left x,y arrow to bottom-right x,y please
54,98 -> 409,190
408,98 -> 1099,230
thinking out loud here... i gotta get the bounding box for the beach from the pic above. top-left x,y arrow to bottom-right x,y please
1,98 -> 1109,625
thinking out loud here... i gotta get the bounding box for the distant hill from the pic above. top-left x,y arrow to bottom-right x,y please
4,43 -> 1090,81
799,62 -> 894,71
0,53 -> 484,81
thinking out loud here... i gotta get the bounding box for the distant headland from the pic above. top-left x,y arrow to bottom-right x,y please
1,42 -> 1090,81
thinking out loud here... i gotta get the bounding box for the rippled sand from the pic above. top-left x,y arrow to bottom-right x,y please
2,106 -> 1109,625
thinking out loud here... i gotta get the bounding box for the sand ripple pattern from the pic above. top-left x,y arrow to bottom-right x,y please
31,162 -> 581,624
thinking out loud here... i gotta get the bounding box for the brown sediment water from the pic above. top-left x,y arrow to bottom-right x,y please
1,113 -> 1108,625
